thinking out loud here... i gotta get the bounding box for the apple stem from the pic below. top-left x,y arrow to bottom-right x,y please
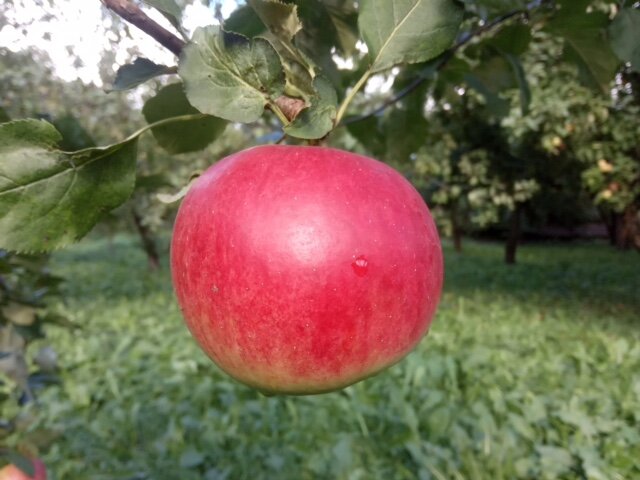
335,69 -> 371,126
269,102 -> 291,127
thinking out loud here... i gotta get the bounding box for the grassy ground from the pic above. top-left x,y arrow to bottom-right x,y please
30,237 -> 640,480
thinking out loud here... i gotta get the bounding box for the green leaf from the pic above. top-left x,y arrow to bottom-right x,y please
142,83 -> 227,154
284,77 -> 337,139
179,26 -> 285,123
109,57 -> 174,92
142,0 -> 181,20
486,24 -> 532,56
358,0 -> 463,73
347,116 -> 385,157
141,0 -> 183,35
555,0 -> 591,15
247,0 -> 316,100
52,114 -> 96,151
224,5 -> 266,38
548,12 -> 619,93
384,105 -> 428,163
609,8 -> 640,73
179,448 -> 204,468
0,120 -> 137,253
464,56 -> 514,117
247,0 -> 302,40
324,2 -> 359,56
292,0 -> 360,77
537,446 -> 575,478
503,53 -> 531,114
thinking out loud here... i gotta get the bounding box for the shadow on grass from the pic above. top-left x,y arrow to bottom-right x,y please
442,240 -> 640,324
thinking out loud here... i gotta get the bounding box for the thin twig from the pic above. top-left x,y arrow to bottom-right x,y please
341,0 -> 551,126
100,0 -> 185,56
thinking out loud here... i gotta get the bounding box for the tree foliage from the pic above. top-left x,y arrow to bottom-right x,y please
0,0 -> 638,258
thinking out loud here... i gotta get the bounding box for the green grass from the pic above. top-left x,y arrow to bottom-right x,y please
30,237 -> 640,480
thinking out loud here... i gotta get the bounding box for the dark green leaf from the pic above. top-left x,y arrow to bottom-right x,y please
0,120 -> 138,253
464,72 -> 511,117
284,77 -> 337,139
179,26 -> 285,123
295,0 -> 360,56
555,0 -> 591,15
358,0 -> 463,73
109,57 -> 174,92
224,5 -> 266,38
347,116 -> 385,158
548,12 -> 619,93
486,24 -> 532,56
142,83 -> 227,154
142,0 -> 183,34
609,8 -> 640,72
52,114 -> 96,151
503,53 -> 531,114
290,0 -> 359,81
248,0 -> 316,100
384,106 -> 428,163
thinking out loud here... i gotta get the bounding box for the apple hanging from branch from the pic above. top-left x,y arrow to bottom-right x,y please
171,146 -> 444,394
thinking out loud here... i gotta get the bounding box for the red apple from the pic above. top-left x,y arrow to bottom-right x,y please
171,146 -> 443,394
0,459 -> 47,480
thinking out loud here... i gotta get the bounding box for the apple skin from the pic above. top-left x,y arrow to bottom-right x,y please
171,146 -> 443,394
0,459 -> 47,480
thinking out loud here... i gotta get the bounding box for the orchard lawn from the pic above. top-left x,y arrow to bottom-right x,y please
33,237 -> 639,480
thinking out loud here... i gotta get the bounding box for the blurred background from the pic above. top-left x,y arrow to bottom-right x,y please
0,1 -> 639,479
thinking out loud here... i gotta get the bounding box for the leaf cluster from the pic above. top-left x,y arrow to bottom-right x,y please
1,0 -> 639,253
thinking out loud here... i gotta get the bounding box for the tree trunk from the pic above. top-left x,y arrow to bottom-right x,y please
614,204 -> 640,251
132,210 -> 161,270
451,204 -> 463,253
505,205 -> 522,265
598,207 -> 617,246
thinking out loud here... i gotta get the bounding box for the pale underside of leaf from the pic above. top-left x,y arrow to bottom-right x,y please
284,76 -> 337,139
141,0 -> 184,35
179,26 -> 285,123
248,0 -> 316,100
247,0 -> 302,41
